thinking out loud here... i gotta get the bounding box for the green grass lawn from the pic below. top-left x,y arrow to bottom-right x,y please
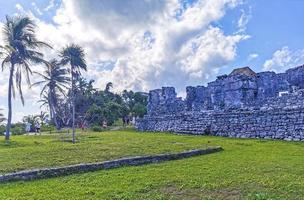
0,129 -> 303,200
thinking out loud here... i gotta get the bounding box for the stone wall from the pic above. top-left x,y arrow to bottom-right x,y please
0,147 -> 222,183
136,65 -> 304,141
137,108 -> 304,141
185,65 -> 304,111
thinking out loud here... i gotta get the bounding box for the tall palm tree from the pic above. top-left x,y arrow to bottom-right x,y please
0,15 -> 51,141
33,59 -> 70,129
60,44 -> 87,143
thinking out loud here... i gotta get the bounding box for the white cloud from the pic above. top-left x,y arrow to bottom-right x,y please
263,46 -> 304,73
44,0 -> 56,11
237,7 -> 251,33
31,2 -> 43,16
31,0 -> 247,94
247,53 -> 258,61
179,27 -> 249,79
0,0 -> 249,122
15,3 -> 25,12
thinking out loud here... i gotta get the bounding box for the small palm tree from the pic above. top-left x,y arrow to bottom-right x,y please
60,44 -> 87,143
33,59 -> 70,129
105,82 -> 113,93
36,111 -> 49,126
0,15 -> 51,141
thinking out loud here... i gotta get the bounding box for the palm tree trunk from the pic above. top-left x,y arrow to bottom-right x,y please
49,91 -> 60,130
5,63 -> 14,141
52,105 -> 60,130
71,72 -> 76,144
48,100 -> 53,120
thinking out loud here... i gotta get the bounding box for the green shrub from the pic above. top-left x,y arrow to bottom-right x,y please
0,123 -> 27,135
91,125 -> 103,132
10,127 -> 24,135
41,124 -> 56,133
11,123 -> 26,135
0,125 -> 5,135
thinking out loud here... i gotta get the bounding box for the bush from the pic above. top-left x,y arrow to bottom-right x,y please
11,127 -> 25,135
41,124 -> 56,133
0,123 -> 27,135
0,125 -> 5,134
11,123 -> 26,135
91,125 -> 103,132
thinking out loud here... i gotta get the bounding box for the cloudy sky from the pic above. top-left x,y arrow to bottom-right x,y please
0,0 -> 304,122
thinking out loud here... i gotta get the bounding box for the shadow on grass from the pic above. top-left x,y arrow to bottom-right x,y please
0,140 -> 25,148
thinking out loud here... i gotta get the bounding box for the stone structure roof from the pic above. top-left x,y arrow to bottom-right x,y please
229,66 -> 256,77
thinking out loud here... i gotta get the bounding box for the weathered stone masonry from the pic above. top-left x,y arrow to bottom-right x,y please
137,65 -> 304,141
0,148 -> 222,183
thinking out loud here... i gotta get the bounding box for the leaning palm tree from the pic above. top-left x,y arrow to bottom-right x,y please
33,59 -> 70,129
0,15 -> 51,141
60,44 -> 87,143
37,91 -> 50,109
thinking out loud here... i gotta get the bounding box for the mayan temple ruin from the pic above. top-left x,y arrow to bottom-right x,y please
136,65 -> 304,141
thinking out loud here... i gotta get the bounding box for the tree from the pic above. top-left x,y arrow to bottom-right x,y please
132,103 -> 147,118
121,90 -> 148,117
22,114 -> 38,132
0,109 -> 6,123
74,77 -> 96,124
105,82 -> 113,93
60,44 -> 87,143
56,97 -> 72,127
0,15 -> 51,141
36,111 -> 49,126
33,59 -> 70,129
86,102 -> 126,126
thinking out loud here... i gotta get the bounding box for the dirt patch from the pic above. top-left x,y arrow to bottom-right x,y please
206,188 -> 242,200
159,185 -> 242,200
160,186 -> 202,200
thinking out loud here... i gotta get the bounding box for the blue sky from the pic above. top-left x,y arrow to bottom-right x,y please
0,0 -> 304,122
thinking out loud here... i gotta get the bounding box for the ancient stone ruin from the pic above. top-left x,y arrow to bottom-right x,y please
136,65 -> 304,141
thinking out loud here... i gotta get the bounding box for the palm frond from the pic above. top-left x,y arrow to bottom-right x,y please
60,44 -> 87,73
33,58 -> 70,112
1,15 -> 51,105
1,56 -> 10,71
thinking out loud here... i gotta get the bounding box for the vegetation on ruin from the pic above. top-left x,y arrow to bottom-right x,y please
0,129 -> 303,199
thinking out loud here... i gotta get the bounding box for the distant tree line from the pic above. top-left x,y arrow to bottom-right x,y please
48,77 -> 148,129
